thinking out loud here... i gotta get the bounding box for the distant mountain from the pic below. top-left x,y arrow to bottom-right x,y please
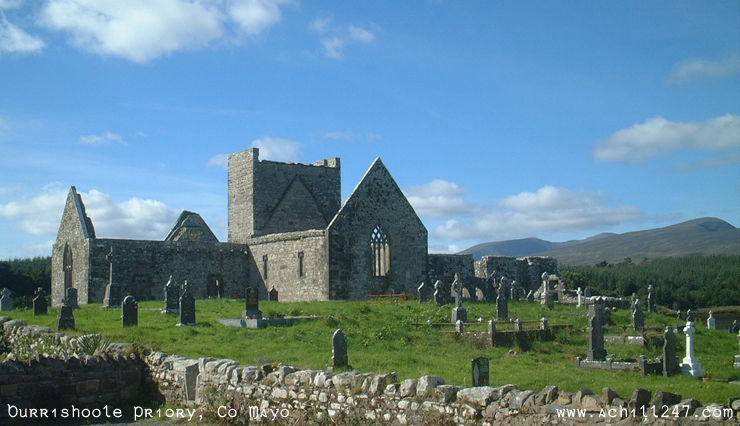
458,217 -> 739,265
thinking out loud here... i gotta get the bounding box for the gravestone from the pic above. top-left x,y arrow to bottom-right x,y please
499,277 -> 509,301
510,281 -> 518,300
513,318 -> 523,332
732,320 -> 739,334
485,274 -> 496,302
162,275 -> 180,314
417,282 -> 427,302
65,288 -> 79,309
33,287 -> 47,316
122,295 -> 138,327
631,292 -> 637,307
540,317 -> 549,330
680,320 -> 702,378
584,288 -> 591,297
663,326 -> 678,376
456,320 -> 464,333
178,283 -> 196,326
545,292 -> 554,310
587,299 -> 606,361
676,310 -> 682,320
686,309 -> 694,322
526,290 -> 534,303
647,284 -> 656,313
735,331 -> 740,369
632,299 -> 645,331
268,286 -> 279,302
433,280 -> 444,305
706,311 -> 716,330
0,288 -> 13,311
577,287 -> 583,307
462,288 -> 471,299
475,287 -> 485,301
451,274 -> 467,324
244,287 -> 262,319
472,356 -> 490,387
103,246 -> 121,308
57,303 -> 75,330
332,329 -> 348,368
496,283 -> 508,320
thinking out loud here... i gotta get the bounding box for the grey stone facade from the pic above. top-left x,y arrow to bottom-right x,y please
51,147 -> 555,306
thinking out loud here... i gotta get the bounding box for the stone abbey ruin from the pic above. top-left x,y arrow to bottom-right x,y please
51,147 -> 557,306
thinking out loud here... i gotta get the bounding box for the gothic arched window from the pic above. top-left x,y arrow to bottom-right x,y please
63,243 -> 73,290
370,226 -> 390,277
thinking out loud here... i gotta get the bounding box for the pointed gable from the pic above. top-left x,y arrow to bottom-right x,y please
262,176 -> 329,234
327,158 -> 428,299
165,211 -> 218,242
57,186 -> 96,240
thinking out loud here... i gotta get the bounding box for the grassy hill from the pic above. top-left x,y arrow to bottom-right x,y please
4,299 -> 739,405
458,217 -> 738,265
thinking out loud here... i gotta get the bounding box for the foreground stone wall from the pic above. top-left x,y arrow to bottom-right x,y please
144,351 -> 736,425
428,254 -> 476,287
0,318 -> 147,422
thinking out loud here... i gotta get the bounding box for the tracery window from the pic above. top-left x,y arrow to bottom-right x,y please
370,226 -> 390,277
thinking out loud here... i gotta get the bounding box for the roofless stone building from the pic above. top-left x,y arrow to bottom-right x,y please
51,147 -> 557,306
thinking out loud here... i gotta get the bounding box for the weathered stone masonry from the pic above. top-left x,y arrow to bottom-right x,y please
52,147 -> 557,306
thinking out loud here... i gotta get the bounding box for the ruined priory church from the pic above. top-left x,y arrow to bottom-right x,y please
51,147 -> 557,306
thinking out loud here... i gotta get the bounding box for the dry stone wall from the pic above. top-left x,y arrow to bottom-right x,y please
475,256 -> 559,292
144,351 -> 736,425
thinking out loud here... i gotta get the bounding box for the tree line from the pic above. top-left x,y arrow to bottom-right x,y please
0,257 -> 51,306
561,255 -> 740,310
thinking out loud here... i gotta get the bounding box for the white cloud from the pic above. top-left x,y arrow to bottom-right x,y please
207,153 -> 229,169
79,131 -> 126,146
229,0 -> 288,36
0,184 -> 22,195
434,185 -> 642,241
310,18 -> 375,59
37,0 -> 292,62
0,15 -> 45,54
667,53 -> 740,84
251,136 -> 300,161
0,183 -> 179,240
405,179 -> 474,218
594,114 -> 740,163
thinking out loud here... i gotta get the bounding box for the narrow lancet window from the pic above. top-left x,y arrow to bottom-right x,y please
262,255 -> 268,280
370,225 -> 390,277
298,251 -> 304,277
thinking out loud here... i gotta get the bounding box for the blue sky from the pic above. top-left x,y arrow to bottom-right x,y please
0,0 -> 738,259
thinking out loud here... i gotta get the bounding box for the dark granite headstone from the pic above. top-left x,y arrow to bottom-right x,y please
663,326 -> 678,376
332,328 -> 348,368
587,299 -> 606,361
122,295 -> 138,327
65,288 -> 79,309
686,309 -> 694,322
0,288 -> 13,311
632,299 -> 645,331
472,356 -> 490,387
244,287 -> 262,319
496,283 -> 508,320
268,286 -> 278,302
163,276 -> 180,314
57,305 -> 75,330
33,288 -> 47,316
178,285 -> 196,326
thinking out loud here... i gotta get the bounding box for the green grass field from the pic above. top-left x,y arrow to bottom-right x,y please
5,299 -> 739,405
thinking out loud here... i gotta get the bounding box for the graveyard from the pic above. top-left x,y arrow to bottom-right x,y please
2,294 -> 738,410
